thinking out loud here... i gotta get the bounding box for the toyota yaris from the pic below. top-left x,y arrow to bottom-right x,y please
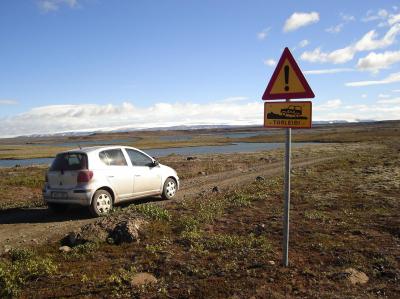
43,146 -> 179,216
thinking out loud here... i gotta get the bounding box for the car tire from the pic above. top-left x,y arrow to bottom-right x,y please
161,178 -> 177,200
47,203 -> 68,213
89,189 -> 113,217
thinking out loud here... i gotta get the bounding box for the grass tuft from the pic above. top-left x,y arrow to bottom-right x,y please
0,249 -> 57,297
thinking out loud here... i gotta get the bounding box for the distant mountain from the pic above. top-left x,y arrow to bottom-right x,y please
19,120 -> 379,138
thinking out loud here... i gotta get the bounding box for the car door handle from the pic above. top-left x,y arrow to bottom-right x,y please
135,174 -> 141,177
108,175 -> 114,178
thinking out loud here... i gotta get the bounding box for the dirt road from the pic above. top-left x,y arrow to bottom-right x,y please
0,156 -> 331,251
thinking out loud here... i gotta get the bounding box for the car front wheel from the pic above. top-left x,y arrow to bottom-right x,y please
89,189 -> 113,217
162,178 -> 177,200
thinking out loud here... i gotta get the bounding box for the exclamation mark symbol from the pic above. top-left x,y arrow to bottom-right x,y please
284,65 -> 289,91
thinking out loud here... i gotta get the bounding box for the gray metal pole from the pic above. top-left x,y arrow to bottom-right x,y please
283,126 -> 291,266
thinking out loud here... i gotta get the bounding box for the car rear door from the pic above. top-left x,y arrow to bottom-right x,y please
125,148 -> 162,196
98,149 -> 134,199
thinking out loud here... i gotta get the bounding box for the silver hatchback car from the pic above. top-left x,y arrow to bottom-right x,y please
43,146 -> 179,216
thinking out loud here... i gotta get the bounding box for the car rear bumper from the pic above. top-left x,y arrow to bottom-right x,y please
43,187 -> 93,206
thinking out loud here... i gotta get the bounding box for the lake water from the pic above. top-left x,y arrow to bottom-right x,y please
26,138 -> 138,147
0,142 -> 312,167
158,136 -> 193,141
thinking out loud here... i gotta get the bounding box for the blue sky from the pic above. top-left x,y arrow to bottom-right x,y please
1,0 -> 400,137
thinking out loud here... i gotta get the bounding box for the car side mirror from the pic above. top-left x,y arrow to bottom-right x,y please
151,160 -> 159,167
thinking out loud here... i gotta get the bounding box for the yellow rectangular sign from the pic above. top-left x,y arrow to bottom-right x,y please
264,101 -> 312,129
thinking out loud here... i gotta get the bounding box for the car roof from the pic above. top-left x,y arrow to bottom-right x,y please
57,145 -> 141,155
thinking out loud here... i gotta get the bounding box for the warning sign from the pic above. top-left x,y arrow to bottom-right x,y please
264,101 -> 312,128
262,48 -> 315,100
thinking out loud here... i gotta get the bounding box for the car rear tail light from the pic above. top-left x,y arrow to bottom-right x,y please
77,170 -> 93,183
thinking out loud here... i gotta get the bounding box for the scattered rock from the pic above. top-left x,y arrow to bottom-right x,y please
344,268 -> 369,285
31,239 -> 39,244
254,224 -> 266,236
212,186 -> 220,193
4,245 -> 12,254
63,217 -> 147,246
59,245 -> 72,253
186,156 -> 197,161
65,232 -> 84,247
14,164 -> 21,168
268,260 -> 275,266
109,220 -> 143,244
255,176 -> 265,182
130,273 -> 157,287
198,171 -> 207,176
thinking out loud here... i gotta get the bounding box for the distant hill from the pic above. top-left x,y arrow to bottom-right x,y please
17,120 -> 384,138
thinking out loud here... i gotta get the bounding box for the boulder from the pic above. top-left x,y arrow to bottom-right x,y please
130,273 -> 157,287
255,176 -> 265,182
63,217 -> 147,246
109,220 -> 142,244
344,268 -> 369,285
59,245 -> 72,253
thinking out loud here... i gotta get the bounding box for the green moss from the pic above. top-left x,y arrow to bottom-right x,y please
0,249 -> 57,297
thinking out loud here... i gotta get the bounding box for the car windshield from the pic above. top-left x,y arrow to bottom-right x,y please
50,153 -> 88,171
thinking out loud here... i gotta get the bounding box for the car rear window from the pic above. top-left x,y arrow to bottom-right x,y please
99,149 -> 128,166
50,153 -> 88,171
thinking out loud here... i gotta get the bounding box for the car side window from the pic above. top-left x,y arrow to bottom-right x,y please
99,149 -> 128,166
126,149 -> 153,167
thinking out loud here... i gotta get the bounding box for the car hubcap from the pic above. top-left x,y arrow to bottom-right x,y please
166,181 -> 176,198
97,193 -> 111,214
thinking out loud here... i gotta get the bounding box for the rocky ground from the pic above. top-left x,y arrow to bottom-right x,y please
0,122 -> 399,298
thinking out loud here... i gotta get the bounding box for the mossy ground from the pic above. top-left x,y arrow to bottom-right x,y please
0,122 -> 399,298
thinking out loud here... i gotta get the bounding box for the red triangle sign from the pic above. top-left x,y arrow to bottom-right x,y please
262,47 -> 315,100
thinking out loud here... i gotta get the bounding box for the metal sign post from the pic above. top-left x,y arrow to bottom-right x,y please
262,47 -> 315,267
283,100 -> 291,266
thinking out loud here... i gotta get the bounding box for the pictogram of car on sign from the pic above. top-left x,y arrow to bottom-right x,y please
280,105 -> 302,117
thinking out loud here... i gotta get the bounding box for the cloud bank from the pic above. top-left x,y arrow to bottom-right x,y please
0,101 -> 263,137
1,98 -> 400,138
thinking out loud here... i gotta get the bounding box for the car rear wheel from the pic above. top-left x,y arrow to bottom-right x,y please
89,189 -> 113,217
162,178 -> 177,200
47,203 -> 68,213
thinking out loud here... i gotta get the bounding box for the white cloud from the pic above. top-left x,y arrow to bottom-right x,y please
314,99 -> 342,111
357,50 -> 400,72
38,0 -> 78,13
326,24 -> 344,34
325,13 -> 355,34
264,59 -> 276,67
283,12 -> 320,32
361,94 -> 368,98
301,24 -> 400,64
340,13 -> 355,22
377,97 -> 400,104
378,94 -> 390,98
346,72 -> 400,87
362,9 -> 389,22
304,68 -> 354,75
0,101 -> 266,137
299,39 -> 309,48
257,27 -> 271,40
393,89 -> 400,92
314,102 -> 400,122
219,96 -> 249,103
0,100 -> 18,105
300,46 -> 354,64
388,13 -> 400,25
